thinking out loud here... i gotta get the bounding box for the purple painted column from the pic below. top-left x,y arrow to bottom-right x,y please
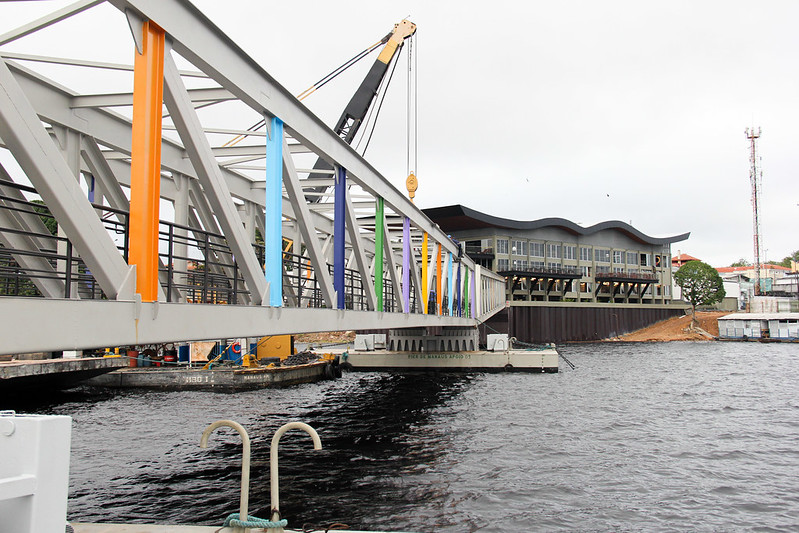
470,270 -> 477,318
402,217 -> 411,312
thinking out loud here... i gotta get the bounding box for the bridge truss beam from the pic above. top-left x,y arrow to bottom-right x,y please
0,0 -> 506,354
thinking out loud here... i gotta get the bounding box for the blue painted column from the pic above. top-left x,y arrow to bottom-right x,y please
88,176 -> 95,203
402,217 -> 411,312
447,252 -> 453,316
334,166 -> 346,309
265,116 -> 284,307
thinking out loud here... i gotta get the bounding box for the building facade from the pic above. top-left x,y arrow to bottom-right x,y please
424,205 -> 689,306
423,205 -> 690,343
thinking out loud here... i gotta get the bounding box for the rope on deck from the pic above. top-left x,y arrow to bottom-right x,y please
222,512 -> 287,529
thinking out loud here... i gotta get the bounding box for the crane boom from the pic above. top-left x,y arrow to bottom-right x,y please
334,19 -> 416,142
306,19 -> 416,202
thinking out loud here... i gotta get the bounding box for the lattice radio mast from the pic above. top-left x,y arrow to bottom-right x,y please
745,127 -> 763,295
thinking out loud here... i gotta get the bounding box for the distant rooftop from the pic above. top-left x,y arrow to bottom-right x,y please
716,264 -> 791,273
423,204 -> 690,246
672,253 -> 700,265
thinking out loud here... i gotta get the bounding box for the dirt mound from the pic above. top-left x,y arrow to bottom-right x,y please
617,311 -> 728,342
294,331 -> 356,344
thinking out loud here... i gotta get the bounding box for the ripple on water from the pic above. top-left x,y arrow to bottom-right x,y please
11,342 -> 799,532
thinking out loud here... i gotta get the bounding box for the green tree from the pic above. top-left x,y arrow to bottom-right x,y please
729,258 -> 750,267
30,199 -> 57,236
674,260 -> 726,328
778,250 -> 799,269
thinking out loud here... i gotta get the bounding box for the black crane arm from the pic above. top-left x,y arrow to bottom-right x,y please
306,19 -> 416,202
334,19 -> 416,143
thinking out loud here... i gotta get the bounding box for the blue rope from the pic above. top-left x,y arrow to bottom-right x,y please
222,512 -> 287,529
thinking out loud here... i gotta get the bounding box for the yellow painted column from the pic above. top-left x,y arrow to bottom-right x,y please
421,232 -> 428,314
128,20 -> 165,302
436,243 -> 442,315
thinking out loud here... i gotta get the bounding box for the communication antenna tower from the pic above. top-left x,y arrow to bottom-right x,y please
745,127 -> 763,295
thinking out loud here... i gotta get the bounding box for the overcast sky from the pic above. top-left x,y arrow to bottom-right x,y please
4,1 -> 799,267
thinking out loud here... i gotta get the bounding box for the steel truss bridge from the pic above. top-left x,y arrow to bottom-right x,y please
0,0 -> 505,355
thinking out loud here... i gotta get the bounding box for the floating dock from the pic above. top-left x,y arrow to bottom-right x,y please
341,348 -> 558,373
338,332 -> 559,373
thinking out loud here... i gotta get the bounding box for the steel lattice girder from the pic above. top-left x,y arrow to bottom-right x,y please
0,0 -> 508,352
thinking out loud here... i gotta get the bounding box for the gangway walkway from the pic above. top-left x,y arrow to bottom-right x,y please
0,0 -> 505,355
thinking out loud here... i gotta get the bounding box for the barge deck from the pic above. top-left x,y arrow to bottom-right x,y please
85,359 -> 335,390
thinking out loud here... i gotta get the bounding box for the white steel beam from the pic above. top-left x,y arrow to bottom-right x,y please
0,200 -> 64,299
0,0 -> 103,46
106,0 -> 469,266
0,57 -> 130,298
0,297 -> 479,355
71,87 -> 233,108
80,137 -> 130,213
409,243 -> 424,312
382,218 -> 406,313
344,188 -> 377,310
282,137 -> 335,307
162,52 -> 267,305
5,64 -> 347,254
0,51 -> 207,78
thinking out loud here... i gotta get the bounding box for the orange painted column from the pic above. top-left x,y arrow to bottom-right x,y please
436,243 -> 442,315
128,21 -> 165,302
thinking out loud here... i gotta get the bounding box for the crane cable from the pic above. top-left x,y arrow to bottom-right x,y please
406,32 -> 417,179
353,47 -> 402,155
221,36 -> 389,148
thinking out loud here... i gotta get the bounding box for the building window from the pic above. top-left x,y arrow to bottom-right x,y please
627,251 -> 637,265
496,239 -> 508,255
665,285 -> 671,297
514,259 -> 528,270
628,267 -> 638,274
547,243 -> 561,258
580,266 -> 590,277
580,247 -> 591,262
596,265 -> 610,273
548,262 -> 560,270
595,249 -> 610,262
531,261 -> 544,269
530,242 -> 544,257
613,250 -> 623,264
614,267 -> 624,273
563,245 -> 577,260
511,240 -> 527,256
580,281 -> 591,293
640,253 -> 651,267
497,258 -> 509,271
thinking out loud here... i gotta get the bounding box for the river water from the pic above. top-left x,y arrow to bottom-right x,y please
16,341 -> 799,532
